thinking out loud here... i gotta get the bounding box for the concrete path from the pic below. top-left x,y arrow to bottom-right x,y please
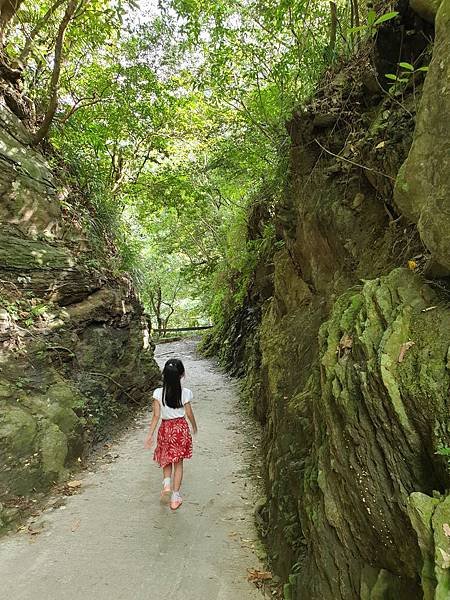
0,340 -> 263,600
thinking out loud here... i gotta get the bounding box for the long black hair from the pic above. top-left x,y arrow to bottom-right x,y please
162,359 -> 185,409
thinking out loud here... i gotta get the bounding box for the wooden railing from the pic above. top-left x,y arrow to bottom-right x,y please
154,325 -> 213,334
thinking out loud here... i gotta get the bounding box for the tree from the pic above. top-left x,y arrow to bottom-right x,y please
0,1 -> 365,325
0,0 -> 24,45
19,0 -> 66,63
31,0 -> 79,145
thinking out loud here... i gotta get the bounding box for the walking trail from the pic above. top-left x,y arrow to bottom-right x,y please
0,340 -> 264,600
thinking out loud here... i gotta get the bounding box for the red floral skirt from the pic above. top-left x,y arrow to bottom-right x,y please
153,417 -> 193,468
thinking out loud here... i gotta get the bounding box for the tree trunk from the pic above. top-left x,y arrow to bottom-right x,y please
329,1 -> 337,56
0,0 -> 24,45
30,0 -> 80,146
19,0 -> 66,64
162,304 -> 175,335
353,0 -> 360,44
149,286 -> 164,333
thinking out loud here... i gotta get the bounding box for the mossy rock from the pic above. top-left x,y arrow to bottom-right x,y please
47,382 -> 84,409
39,423 -> 68,480
18,391 -> 79,433
298,269 -> 448,597
432,496 -> 450,599
0,232 -> 75,270
410,0 -> 442,22
0,405 -> 37,457
394,0 -> 450,274
367,569 -> 419,600
0,102 -> 160,533
407,492 -> 440,599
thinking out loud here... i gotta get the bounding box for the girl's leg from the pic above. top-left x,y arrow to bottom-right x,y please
162,464 -> 172,494
163,464 -> 172,481
173,460 -> 184,492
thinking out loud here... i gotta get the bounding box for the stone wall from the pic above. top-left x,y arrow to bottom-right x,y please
208,2 -> 450,597
0,102 -> 159,531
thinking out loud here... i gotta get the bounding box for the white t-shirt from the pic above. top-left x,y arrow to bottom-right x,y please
153,387 -> 193,420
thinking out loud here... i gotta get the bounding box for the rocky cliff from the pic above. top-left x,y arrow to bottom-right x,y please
0,101 -> 159,531
206,1 -> 450,597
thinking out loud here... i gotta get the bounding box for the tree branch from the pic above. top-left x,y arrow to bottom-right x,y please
31,0 -> 81,146
314,138 -> 395,181
19,0 -> 66,63
0,0 -> 25,45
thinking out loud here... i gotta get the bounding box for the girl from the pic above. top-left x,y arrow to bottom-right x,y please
144,359 -> 198,510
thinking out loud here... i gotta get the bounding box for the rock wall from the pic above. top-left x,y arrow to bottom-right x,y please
209,2 -> 450,598
0,102 -> 159,531
394,0 -> 450,275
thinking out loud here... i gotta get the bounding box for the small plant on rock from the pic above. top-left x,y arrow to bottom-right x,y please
349,9 -> 399,40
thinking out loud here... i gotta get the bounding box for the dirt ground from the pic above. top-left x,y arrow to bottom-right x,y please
0,340 -> 265,600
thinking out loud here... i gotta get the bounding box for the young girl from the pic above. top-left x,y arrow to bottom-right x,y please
144,359 -> 197,510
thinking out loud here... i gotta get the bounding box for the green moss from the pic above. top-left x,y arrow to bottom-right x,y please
407,492 -> 440,599
47,382 -> 84,409
432,495 -> 450,599
39,423 -> 68,480
0,406 -> 37,457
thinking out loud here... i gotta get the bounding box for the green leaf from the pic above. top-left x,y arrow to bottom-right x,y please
373,11 -> 399,26
436,447 -> 450,457
417,66 -> 429,72
385,73 -> 398,81
367,10 -> 376,27
399,62 -> 414,71
348,25 -> 366,34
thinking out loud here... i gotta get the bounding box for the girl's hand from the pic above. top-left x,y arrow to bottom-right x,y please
144,435 -> 153,449
185,403 -> 197,436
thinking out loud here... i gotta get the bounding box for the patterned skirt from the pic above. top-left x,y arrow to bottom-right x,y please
153,417 -> 193,468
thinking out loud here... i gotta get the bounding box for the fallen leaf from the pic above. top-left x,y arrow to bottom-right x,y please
443,523 -> 450,538
71,519 -> 81,532
338,333 -> 353,357
375,141 -> 386,149
247,569 -> 273,584
340,333 -> 353,350
27,525 -> 42,536
50,498 -> 66,510
398,341 -> 415,363
67,480 -> 82,489
421,306 -> 437,313
438,547 -> 450,569
352,193 -> 365,209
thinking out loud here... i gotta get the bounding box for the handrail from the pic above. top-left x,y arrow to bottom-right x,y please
154,325 -> 213,333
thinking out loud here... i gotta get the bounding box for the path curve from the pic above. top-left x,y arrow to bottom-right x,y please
0,340 -> 263,600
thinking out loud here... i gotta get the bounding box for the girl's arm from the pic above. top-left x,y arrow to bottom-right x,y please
185,403 -> 198,435
144,399 -> 161,448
